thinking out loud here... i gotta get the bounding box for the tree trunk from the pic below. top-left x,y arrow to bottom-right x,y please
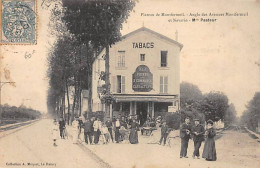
56,97 -> 60,118
79,85 -> 82,116
62,91 -> 65,118
88,66 -> 93,114
66,79 -> 70,125
72,75 -> 77,120
105,45 -> 110,118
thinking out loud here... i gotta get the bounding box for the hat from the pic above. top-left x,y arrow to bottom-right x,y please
185,116 -> 190,119
194,118 -> 200,121
207,119 -> 214,125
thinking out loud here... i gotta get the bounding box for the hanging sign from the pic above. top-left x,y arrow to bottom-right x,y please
132,65 -> 153,92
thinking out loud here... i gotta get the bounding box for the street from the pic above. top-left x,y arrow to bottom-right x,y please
0,119 -> 104,168
0,119 -> 259,168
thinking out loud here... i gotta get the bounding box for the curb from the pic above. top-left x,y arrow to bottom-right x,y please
66,127 -> 112,168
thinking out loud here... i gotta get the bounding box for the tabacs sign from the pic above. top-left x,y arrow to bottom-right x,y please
132,65 -> 153,92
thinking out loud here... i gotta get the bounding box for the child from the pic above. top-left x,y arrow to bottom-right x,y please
101,123 -> 110,144
202,120 -> 217,161
52,119 -> 59,147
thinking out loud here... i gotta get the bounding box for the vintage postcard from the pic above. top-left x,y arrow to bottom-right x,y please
0,0 -> 259,168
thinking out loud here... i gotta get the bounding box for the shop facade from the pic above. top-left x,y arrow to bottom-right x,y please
92,27 -> 183,124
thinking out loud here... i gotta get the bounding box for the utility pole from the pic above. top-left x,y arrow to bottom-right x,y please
255,59 -> 260,89
0,81 -> 16,124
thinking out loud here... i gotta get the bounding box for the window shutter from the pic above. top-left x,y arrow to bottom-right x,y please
122,76 -> 125,93
164,76 -> 168,93
160,76 -> 163,93
122,53 -> 125,67
117,75 -> 121,93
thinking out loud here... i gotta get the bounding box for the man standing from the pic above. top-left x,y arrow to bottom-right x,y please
83,118 -> 93,145
105,118 -> 114,142
58,117 -> 65,139
115,118 -> 121,143
90,117 -> 95,143
93,118 -> 102,144
180,116 -> 192,158
192,118 -> 205,159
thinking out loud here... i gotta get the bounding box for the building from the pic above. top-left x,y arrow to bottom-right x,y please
92,27 -> 183,125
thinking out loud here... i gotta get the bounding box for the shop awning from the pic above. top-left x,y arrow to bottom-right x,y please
113,94 -> 177,102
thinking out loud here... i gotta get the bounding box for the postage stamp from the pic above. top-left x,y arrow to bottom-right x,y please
0,0 -> 36,44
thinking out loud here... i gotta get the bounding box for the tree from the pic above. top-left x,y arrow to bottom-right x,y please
180,82 -> 203,109
179,82 -> 205,123
47,34 -> 79,123
201,91 -> 229,122
61,0 -> 136,118
240,92 -> 260,131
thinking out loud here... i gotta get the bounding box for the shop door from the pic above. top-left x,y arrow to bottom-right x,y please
136,102 -> 148,126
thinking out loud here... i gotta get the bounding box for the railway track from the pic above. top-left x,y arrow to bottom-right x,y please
0,121 -> 33,131
0,120 -> 39,139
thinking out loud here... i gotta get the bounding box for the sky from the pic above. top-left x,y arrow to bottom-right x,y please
1,0 -> 260,117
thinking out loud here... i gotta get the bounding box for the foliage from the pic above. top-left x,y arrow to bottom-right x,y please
61,0 -> 137,48
240,92 -> 260,132
165,112 -> 181,129
180,82 -> 233,123
180,81 -> 203,108
1,104 -> 41,120
200,91 -> 229,122
47,1 -> 137,120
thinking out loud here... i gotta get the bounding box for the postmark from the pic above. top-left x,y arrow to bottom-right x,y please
1,0 -> 36,44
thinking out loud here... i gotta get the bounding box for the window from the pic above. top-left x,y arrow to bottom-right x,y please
117,75 -> 125,93
160,76 -> 168,93
140,54 -> 145,61
118,51 -> 125,67
161,51 -> 168,67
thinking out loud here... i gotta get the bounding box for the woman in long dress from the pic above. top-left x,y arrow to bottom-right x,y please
202,120 -> 217,161
129,119 -> 139,144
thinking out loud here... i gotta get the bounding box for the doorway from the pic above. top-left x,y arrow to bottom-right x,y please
136,102 -> 148,126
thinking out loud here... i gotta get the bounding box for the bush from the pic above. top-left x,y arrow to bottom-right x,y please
165,112 -> 181,129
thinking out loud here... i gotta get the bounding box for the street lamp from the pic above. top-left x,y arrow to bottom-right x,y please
0,81 -> 16,124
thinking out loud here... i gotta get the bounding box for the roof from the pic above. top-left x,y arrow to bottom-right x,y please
96,27 -> 183,59
121,27 -> 183,50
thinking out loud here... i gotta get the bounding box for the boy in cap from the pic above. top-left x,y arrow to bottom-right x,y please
159,120 -> 169,146
180,116 -> 192,158
192,118 -> 205,159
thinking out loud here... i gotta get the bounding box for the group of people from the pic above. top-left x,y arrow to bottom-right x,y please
179,116 -> 217,161
70,116 -> 140,145
52,115 -> 217,162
